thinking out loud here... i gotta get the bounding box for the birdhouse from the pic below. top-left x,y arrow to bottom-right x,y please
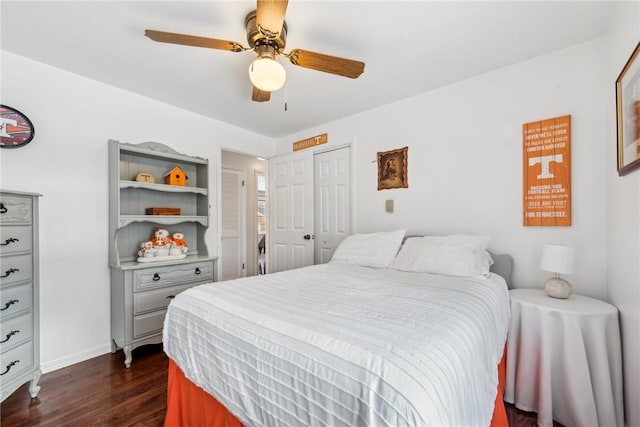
164,166 -> 188,186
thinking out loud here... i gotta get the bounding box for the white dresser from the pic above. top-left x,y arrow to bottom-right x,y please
0,190 -> 41,402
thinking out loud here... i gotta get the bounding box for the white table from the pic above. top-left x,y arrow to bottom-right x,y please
505,289 -> 624,427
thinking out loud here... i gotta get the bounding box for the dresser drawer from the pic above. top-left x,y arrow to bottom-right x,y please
133,283 -> 194,315
133,261 -> 214,291
133,310 -> 166,339
0,284 -> 31,320
0,226 -> 32,256
0,255 -> 32,287
0,195 -> 32,224
0,341 -> 33,385
0,312 -> 32,353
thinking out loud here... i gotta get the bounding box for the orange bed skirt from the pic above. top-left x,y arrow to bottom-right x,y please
165,350 -> 509,427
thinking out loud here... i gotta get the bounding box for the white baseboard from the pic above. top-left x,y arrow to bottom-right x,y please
41,344 -> 113,374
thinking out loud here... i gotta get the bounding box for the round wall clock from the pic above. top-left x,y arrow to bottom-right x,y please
0,105 -> 35,149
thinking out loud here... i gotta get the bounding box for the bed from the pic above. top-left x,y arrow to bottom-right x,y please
162,233 -> 512,427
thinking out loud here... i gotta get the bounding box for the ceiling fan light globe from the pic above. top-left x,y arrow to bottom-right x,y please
249,57 -> 286,92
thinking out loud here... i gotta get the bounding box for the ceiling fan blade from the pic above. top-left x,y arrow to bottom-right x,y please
252,86 -> 271,102
145,29 -> 245,52
256,0 -> 288,37
288,49 -> 365,79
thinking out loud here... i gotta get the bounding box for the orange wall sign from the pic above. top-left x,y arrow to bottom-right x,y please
523,115 -> 571,226
293,133 -> 327,151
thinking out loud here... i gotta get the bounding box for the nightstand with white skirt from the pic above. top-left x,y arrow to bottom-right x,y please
505,288 -> 624,427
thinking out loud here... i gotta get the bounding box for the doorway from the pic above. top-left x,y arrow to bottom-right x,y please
256,172 -> 267,274
221,150 -> 266,280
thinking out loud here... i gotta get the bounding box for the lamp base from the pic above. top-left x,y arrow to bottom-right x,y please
544,277 -> 572,299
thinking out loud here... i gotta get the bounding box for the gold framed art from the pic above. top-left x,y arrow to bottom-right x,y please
616,41 -> 640,176
377,146 -> 408,190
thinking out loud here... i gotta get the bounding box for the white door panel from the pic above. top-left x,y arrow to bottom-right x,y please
221,168 -> 246,280
314,147 -> 351,264
268,150 -> 314,272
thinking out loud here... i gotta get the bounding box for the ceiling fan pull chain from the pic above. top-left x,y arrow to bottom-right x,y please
284,81 -> 288,112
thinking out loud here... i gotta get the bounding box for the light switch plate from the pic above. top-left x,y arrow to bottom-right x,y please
385,199 -> 394,213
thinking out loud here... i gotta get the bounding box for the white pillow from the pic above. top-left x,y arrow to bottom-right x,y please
390,235 -> 494,277
330,229 -> 407,268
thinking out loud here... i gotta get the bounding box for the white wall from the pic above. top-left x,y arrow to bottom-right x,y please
606,1 -> 640,426
277,39 -> 608,297
0,52 -> 277,372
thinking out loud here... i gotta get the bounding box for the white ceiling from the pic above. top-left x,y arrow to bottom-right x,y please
1,1 -> 614,138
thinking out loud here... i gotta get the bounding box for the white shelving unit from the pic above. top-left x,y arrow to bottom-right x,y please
108,140 -> 216,367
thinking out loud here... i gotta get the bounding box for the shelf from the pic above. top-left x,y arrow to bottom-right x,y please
120,180 -> 207,196
109,140 -> 211,269
119,142 -> 208,165
109,140 -> 214,366
113,255 -> 218,271
118,215 -> 208,228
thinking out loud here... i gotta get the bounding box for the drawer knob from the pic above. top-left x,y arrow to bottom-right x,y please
0,268 -> 19,278
1,299 -> 19,311
1,360 -> 19,376
0,203 -> 7,214
0,330 -> 20,344
0,237 -> 19,246
153,273 -> 161,282
195,267 -> 201,275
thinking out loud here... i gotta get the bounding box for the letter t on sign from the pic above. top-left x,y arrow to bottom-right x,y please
529,154 -> 563,179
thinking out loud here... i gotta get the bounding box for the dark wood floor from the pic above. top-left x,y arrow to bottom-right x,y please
2,344 -> 546,426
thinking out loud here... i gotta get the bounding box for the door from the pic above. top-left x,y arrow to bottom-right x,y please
221,168 -> 246,280
268,150 -> 314,273
314,147 -> 351,264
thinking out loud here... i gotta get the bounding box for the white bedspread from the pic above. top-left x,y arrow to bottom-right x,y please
163,263 -> 510,427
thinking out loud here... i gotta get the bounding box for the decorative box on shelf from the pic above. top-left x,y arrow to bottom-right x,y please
145,207 -> 181,216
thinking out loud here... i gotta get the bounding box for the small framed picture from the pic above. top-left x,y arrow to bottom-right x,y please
616,41 -> 640,176
377,146 -> 408,190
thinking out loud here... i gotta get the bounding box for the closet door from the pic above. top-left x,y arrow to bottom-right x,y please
221,168 -> 246,280
314,146 -> 351,264
268,150 -> 314,273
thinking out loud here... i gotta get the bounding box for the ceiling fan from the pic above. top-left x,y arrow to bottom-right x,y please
145,0 -> 365,103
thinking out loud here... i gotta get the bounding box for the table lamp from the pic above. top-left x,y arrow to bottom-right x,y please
540,244 -> 574,299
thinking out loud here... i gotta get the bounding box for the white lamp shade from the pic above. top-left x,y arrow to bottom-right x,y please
248,58 -> 286,92
540,244 -> 574,274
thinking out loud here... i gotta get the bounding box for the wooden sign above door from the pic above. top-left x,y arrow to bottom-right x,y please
293,133 -> 328,151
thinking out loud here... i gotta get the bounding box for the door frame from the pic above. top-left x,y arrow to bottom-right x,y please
217,148 -> 267,281
265,136 -> 356,272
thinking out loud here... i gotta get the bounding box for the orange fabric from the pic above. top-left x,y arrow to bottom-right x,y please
165,359 -> 243,427
166,353 -> 509,427
490,348 -> 509,427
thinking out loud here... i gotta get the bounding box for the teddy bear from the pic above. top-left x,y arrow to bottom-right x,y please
170,231 -> 188,255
